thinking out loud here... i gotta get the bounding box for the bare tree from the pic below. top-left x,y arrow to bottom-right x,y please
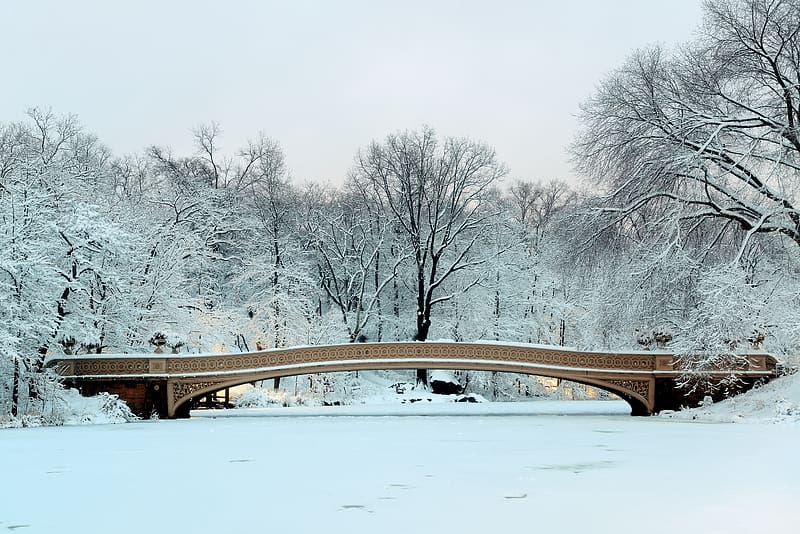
351,127 -> 506,383
192,123 -> 287,193
0,122 -> 29,185
573,0 -> 800,262
508,179 -> 573,250
193,122 -> 229,189
108,154 -> 153,203
309,192 -> 410,343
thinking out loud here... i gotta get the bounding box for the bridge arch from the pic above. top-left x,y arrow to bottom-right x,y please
169,358 -> 653,417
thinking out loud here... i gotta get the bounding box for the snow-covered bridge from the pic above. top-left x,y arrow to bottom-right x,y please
47,341 -> 778,418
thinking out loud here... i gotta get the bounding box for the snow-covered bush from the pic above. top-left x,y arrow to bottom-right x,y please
671,265 -> 770,395
458,370 -> 551,401
232,386 -> 305,408
1,385 -> 137,428
233,387 -> 282,408
49,388 -> 138,425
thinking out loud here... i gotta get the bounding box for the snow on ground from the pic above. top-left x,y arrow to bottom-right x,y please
198,399 -> 631,418
229,367 -> 605,411
661,372 -> 800,424
2,400 -> 799,534
3,370 -> 799,532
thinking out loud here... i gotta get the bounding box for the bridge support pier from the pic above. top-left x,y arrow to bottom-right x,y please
628,400 -> 651,417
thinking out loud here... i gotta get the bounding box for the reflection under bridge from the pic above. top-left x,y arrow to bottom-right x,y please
46,341 -> 778,418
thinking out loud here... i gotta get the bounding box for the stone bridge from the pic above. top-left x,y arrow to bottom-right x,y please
46,341 -> 778,418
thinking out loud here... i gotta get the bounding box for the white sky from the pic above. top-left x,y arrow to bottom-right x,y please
0,0 -> 703,185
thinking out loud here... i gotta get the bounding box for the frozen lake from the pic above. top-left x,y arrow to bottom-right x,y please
2,401 -> 798,533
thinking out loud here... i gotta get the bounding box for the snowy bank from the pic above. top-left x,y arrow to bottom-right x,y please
660,372 -> 800,424
1,388 -> 137,428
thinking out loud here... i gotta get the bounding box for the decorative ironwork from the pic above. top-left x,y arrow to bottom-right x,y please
172,381 -> 219,403
607,379 -> 651,401
73,359 -> 150,375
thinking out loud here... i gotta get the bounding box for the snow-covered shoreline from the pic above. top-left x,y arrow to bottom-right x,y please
660,372 -> 800,424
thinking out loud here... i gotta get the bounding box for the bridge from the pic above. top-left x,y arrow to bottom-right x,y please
46,341 -> 778,418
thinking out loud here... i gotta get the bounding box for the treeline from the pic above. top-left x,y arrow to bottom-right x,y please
0,111 -> 577,419
3,0 -> 800,422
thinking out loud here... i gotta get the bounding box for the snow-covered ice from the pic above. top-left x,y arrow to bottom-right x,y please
1,400 -> 798,534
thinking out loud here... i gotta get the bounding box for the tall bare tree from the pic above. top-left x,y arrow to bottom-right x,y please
509,179 -> 573,250
573,0 -> 800,262
309,191 -> 410,343
351,127 -> 506,383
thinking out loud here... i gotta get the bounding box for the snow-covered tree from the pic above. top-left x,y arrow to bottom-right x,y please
350,127 -> 507,383
574,0 -> 800,257
308,188 -> 410,343
0,110 -> 144,420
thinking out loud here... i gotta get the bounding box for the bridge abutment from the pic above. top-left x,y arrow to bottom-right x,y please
69,379 -> 168,419
652,376 -> 768,414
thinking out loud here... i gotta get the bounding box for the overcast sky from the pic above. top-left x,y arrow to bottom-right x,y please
0,0 -> 703,185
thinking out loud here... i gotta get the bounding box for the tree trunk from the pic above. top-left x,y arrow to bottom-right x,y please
273,300 -> 281,347
416,368 -> 428,385
415,313 -> 431,341
375,250 -> 382,342
392,276 -> 399,341
415,308 -> 431,386
11,358 -> 20,418
494,274 -> 501,341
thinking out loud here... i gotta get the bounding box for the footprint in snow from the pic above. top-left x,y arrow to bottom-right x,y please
339,505 -> 372,513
